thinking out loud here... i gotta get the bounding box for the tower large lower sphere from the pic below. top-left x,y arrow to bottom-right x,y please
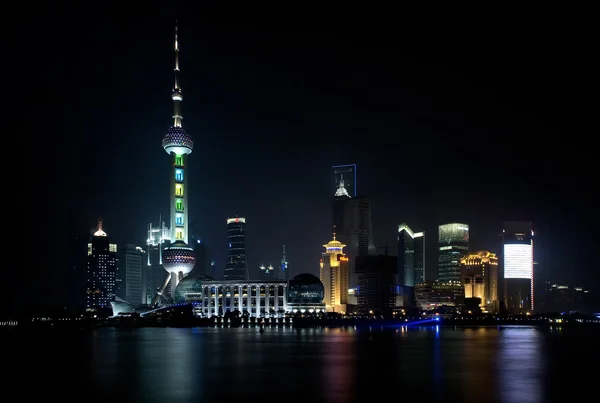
162,240 -> 196,296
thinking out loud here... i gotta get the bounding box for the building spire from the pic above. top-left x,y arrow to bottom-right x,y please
332,225 -> 336,241
172,21 -> 183,127
94,217 -> 107,237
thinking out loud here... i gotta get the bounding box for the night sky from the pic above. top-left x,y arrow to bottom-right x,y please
13,5 -> 595,313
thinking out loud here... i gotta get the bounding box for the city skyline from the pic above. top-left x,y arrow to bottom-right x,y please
15,6 -> 595,315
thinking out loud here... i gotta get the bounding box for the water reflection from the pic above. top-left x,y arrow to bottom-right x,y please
459,328 -> 498,403
321,328 -> 355,403
6,325 -> 596,402
497,327 -> 543,403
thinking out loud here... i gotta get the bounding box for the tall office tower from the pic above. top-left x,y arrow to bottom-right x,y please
320,228 -> 349,313
224,216 -> 247,280
145,221 -> 170,304
279,245 -> 289,280
152,24 -> 196,305
460,251 -> 499,313
336,197 -> 376,289
189,220 -> 212,277
397,224 -> 426,286
355,255 -> 397,316
86,220 -> 117,312
116,244 -> 146,305
331,164 -> 374,289
413,231 -> 425,283
397,223 -> 415,286
332,164 -> 356,197
437,223 -> 470,283
502,221 -> 534,313
192,240 -> 211,277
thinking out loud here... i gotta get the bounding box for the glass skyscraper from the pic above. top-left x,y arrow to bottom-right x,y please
224,217 -> 248,280
437,223 -> 469,283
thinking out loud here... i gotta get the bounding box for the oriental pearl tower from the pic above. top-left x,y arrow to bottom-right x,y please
151,23 -> 195,306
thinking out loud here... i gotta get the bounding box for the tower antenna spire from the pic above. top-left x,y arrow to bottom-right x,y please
172,21 -> 183,127
332,225 -> 336,241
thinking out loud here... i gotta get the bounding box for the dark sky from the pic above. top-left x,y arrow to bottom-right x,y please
12,4 -> 596,313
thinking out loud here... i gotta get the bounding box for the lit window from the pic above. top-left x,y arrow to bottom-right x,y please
175,184 -> 184,196
175,155 -> 183,166
176,199 -> 183,210
175,169 -> 183,181
176,213 -> 184,226
176,229 -> 184,240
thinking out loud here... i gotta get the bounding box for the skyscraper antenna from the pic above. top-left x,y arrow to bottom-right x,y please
171,21 -> 183,127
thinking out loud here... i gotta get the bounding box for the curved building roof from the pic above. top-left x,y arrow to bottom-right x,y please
174,273 -> 216,303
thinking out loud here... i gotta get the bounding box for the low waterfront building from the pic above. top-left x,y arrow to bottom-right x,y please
175,275 -> 288,317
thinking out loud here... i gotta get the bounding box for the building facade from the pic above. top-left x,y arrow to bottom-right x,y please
116,244 -> 146,305
414,281 -> 465,311
86,221 -> 117,312
286,273 -> 326,314
397,223 -> 415,287
413,231 -> 425,284
502,221 -> 534,313
320,231 -> 349,313
224,217 -> 248,280
174,276 -> 288,318
460,251 -> 499,313
437,223 -> 470,283
355,255 -> 397,316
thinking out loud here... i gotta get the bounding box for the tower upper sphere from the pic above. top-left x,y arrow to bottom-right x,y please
162,22 -> 193,155
162,126 -> 193,155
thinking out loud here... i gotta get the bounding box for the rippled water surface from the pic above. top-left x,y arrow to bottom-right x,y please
5,325 -> 597,402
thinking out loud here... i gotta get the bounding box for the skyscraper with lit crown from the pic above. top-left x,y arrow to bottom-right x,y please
151,24 -> 196,305
320,227 -> 349,313
225,216 -> 247,280
86,219 -> 117,312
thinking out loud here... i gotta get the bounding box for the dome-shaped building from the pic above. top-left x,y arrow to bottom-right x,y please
287,273 -> 326,314
174,274 -> 215,304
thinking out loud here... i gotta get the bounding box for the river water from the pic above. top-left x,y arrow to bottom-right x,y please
4,325 -> 596,402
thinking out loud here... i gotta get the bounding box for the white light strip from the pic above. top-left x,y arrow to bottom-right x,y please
227,217 -> 246,224
504,244 -> 533,279
398,223 -> 414,238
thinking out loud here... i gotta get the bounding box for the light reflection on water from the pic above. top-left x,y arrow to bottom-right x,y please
497,328 -> 543,403
5,325 -> 597,402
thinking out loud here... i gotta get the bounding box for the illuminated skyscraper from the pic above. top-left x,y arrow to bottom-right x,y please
460,251 -> 499,313
502,221 -> 534,313
225,216 -> 247,280
330,164 -> 374,289
397,223 -> 426,286
437,223 -> 469,283
332,164 -> 356,197
151,24 -> 196,305
320,228 -> 349,313
86,220 -> 117,312
116,244 -> 146,305
413,231 -> 425,283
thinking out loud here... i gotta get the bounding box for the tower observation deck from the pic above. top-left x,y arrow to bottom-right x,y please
152,23 -> 196,306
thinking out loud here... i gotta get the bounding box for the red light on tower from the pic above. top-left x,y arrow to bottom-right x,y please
235,218 -> 239,222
